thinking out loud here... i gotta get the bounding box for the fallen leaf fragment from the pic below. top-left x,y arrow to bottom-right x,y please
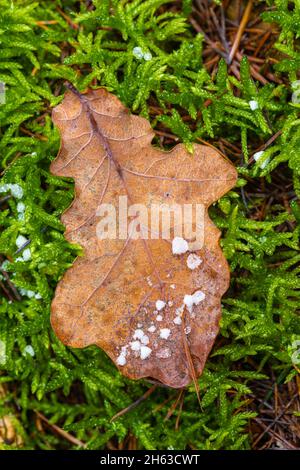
50,87 -> 237,388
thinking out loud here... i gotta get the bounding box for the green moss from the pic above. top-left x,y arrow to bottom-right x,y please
0,0 -> 299,450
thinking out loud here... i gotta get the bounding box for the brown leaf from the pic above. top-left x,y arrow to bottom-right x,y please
50,87 -> 237,389
0,385 -> 23,447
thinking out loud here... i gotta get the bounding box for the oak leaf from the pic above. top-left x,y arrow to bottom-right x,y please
50,87 -> 237,388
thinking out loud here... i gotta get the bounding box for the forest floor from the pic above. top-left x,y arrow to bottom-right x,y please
0,0 -> 299,450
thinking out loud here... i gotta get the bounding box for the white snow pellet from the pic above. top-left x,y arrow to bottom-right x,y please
175,305 -> 184,316
116,353 -> 126,366
143,52 -> 152,61
22,248 -> 31,261
148,325 -> 156,333
159,328 -> 171,339
172,237 -> 189,255
130,341 -> 141,351
291,82 -> 300,104
16,235 -> 28,248
140,335 -> 149,345
183,294 -> 194,311
183,290 -> 205,312
133,329 -> 144,340
19,288 -> 32,297
187,253 -> 202,270
292,80 -> 300,90
24,345 -> 35,357
249,100 -> 259,111
192,290 -> 206,304
26,290 -> 36,299
140,346 -> 152,360
10,184 -> 23,199
1,261 -> 10,270
132,46 -> 143,59
0,184 -> 9,193
17,202 -> 25,213
184,326 -> 191,335
156,300 -> 166,311
173,316 -> 182,325
156,314 -> 163,321
253,150 -> 264,161
253,150 -> 270,169
0,340 -> 6,365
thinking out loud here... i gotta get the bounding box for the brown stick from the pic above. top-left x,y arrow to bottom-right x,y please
164,389 -> 184,421
111,385 -> 157,422
252,394 -> 298,448
0,268 -> 22,301
228,0 -> 254,64
181,314 -> 202,410
248,130 -> 282,164
34,410 -> 86,448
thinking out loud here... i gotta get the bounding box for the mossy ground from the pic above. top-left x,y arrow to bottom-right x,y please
0,0 -> 299,450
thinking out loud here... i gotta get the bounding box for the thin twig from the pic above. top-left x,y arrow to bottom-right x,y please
111,385 -> 157,422
252,394 -> 298,447
190,16 -> 228,60
228,0 -> 254,64
175,390 -> 185,431
181,314 -> 202,410
248,130 -> 282,164
34,410 -> 86,448
164,389 -> 184,421
0,267 -> 22,301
